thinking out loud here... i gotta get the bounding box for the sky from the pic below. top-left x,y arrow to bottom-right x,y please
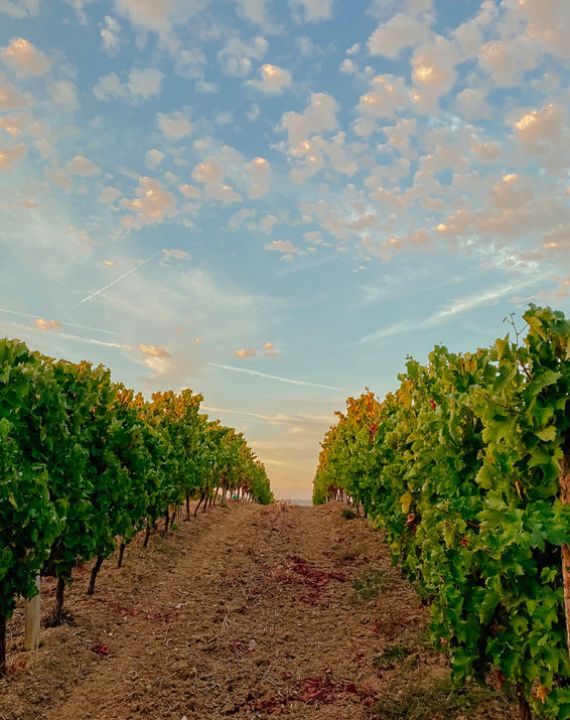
0,0 -> 569,500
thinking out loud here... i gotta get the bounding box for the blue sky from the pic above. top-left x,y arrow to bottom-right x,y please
0,0 -> 568,499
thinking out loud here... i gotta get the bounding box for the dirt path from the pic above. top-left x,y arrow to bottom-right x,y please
1,503 -> 515,720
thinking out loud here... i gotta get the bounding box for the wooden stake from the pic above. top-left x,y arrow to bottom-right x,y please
24,574 -> 41,651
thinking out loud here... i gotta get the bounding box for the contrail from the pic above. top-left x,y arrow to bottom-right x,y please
209,363 -> 345,392
80,251 -> 163,304
56,250 -> 164,320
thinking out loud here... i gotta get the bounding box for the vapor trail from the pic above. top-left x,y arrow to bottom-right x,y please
209,363 -> 345,392
80,250 -> 163,304
56,250 -> 164,320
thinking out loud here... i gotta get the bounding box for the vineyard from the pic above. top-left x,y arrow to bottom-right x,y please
0,338 -> 272,676
313,305 -> 570,719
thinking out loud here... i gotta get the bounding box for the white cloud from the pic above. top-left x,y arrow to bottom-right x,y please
264,239 -> 305,261
66,154 -> 101,176
145,148 -> 165,169
234,347 -> 256,358
195,80 -> 218,94
368,12 -> 431,59
175,48 -> 206,79
356,75 -> 409,129
1,37 -> 50,77
0,76 -> 29,109
410,36 -> 458,112
156,108 -> 192,140
235,0 -> 278,31
454,87 -> 490,121
65,0 -> 96,23
280,92 -> 338,153
0,142 -> 26,170
113,0 -> 206,43
218,36 -> 268,77
192,158 -> 224,184
93,67 -> 163,102
49,79 -> 78,112
478,38 -> 539,86
99,186 -> 121,203
290,0 -> 333,23
0,0 -> 41,17
249,64 -> 292,94
122,176 -> 176,227
248,156 -> 270,198
100,15 -> 122,55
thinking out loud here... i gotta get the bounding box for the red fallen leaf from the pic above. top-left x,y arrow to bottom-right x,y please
91,643 -> 110,656
460,536 -> 469,547
429,399 -> 436,410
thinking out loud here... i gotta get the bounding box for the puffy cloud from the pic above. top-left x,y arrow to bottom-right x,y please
113,0 -> 205,43
162,248 -> 191,263
1,37 -> 50,77
264,240 -> 304,260
99,186 -> 121,203
195,80 -> 218,94
138,343 -> 171,375
454,88 -> 490,121
410,36 -> 458,112
179,183 -> 201,198
471,140 -> 501,162
513,103 -> 568,171
280,92 -> 338,153
368,12 -> 431,59
478,38 -> 539,86
227,208 -> 257,230
175,48 -> 206,79
290,0 -> 333,23
263,341 -> 279,357
356,75 -> 408,129
49,79 -> 78,112
0,114 -> 25,137
514,103 -> 565,149
234,347 -> 256,358
513,0 -> 570,59
0,77 -> 29,109
207,183 -> 243,203
35,318 -> 61,331
122,177 -> 176,227
193,158 -> 224,184
66,154 -> 101,176
93,67 -> 163,102
248,156 -> 270,198
145,148 -> 165,169
249,63 -> 292,94
0,0 -> 42,17
0,142 -> 26,170
128,67 -> 163,99
156,108 -> 192,140
218,35 -> 268,77
65,0 -> 97,23
235,0 -> 278,31
100,15 -> 121,55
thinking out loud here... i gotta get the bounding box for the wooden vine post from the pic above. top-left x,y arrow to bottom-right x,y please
24,574 -> 41,652
560,439 -> 570,660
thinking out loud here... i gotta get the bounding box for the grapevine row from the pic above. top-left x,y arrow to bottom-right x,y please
0,338 -> 272,675
313,305 -> 570,719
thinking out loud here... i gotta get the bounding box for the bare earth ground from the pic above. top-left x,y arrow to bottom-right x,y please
0,503 -> 517,720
